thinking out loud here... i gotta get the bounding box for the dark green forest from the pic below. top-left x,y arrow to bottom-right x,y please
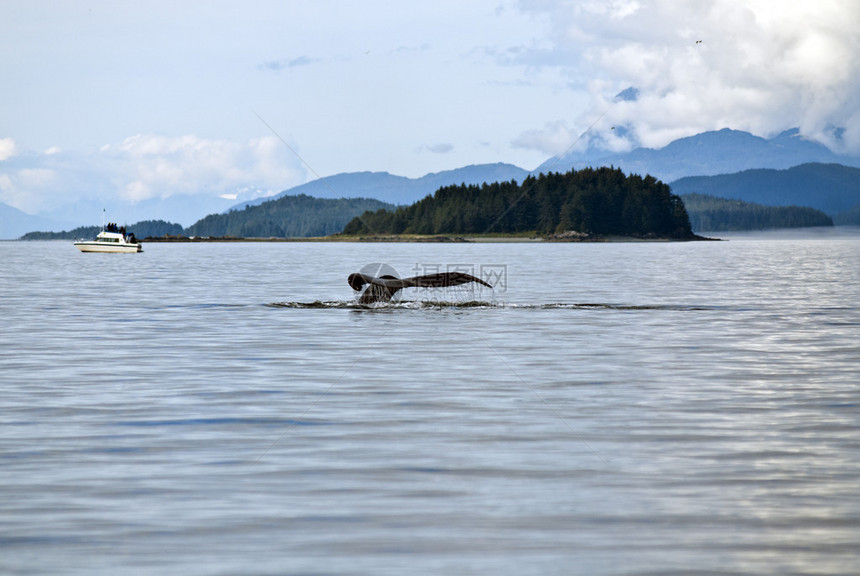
833,204 -> 860,225
669,163 -> 860,215
24,168 -> 847,240
185,194 -> 394,238
20,220 -> 184,240
20,196 -> 392,240
343,167 -> 694,238
681,194 -> 833,231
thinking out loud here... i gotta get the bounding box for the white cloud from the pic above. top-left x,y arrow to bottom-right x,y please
512,120 -> 576,156
0,174 -> 12,195
0,168 -> 58,213
18,168 -> 56,187
417,143 -> 455,154
0,137 -> 16,161
512,0 -> 860,154
3,0 -> 858,189
259,56 -> 319,72
0,134 -> 307,215
111,133 -> 305,202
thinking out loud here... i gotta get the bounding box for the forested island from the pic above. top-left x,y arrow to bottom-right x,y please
669,163 -> 860,215
19,196 -> 392,241
342,167 -> 696,239
833,204 -> 860,225
20,220 -> 184,241
681,194 -> 833,231
185,195 -> 393,238
23,168 -> 844,242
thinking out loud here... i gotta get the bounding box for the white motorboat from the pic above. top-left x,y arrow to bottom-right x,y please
74,230 -> 143,253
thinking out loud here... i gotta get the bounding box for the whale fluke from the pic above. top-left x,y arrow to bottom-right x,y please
348,271 -> 492,304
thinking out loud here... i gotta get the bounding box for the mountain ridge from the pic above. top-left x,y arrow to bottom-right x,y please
0,202 -> 77,240
190,194 -> 392,238
6,128 -> 860,238
228,162 -> 530,211
537,128 -> 860,182
681,193 -> 834,232
670,163 -> 860,216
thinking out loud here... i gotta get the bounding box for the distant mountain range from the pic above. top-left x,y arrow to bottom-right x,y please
228,162 -> 530,211
5,128 -> 860,239
670,163 -> 860,217
537,128 -> 860,183
344,167 -> 696,239
243,128 -> 860,221
0,203 -> 77,240
0,163 -> 529,239
188,195 -> 393,238
681,194 -> 834,232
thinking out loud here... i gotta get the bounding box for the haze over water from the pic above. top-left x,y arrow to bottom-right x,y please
2,231 -> 859,575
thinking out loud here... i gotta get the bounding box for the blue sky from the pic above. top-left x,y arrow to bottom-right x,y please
2,0 -> 859,220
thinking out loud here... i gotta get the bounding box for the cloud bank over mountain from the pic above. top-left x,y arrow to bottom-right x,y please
2,1 -> 859,227
0,135 -> 305,224
511,0 -> 860,158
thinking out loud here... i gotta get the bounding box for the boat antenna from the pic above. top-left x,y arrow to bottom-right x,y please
102,208 -> 105,232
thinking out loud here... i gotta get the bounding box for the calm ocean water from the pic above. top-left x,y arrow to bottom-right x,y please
1,230 -> 859,575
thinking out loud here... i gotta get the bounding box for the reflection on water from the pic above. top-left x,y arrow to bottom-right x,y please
1,233 -> 859,575
267,299 -> 720,311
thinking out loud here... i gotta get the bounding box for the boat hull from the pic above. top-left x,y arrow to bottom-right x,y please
74,241 -> 142,253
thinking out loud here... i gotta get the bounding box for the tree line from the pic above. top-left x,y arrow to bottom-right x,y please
343,167 -> 695,238
20,196 -> 394,240
20,220 -> 184,240
833,204 -> 860,226
680,194 -> 833,231
185,194 -> 393,238
25,173 -> 838,240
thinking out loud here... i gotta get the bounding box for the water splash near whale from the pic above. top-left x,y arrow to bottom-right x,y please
266,301 -> 717,311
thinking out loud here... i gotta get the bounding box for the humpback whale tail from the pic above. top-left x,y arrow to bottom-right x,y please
348,265 -> 492,304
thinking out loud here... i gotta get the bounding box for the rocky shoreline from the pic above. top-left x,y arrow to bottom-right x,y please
143,231 -> 716,243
